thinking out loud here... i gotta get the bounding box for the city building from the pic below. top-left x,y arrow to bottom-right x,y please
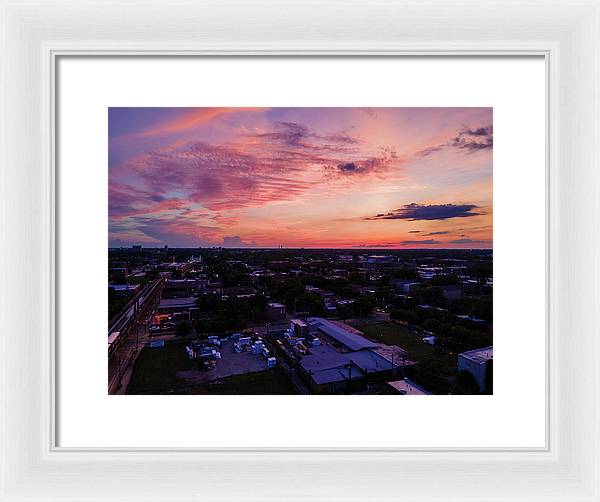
365,255 -> 394,265
387,378 -> 430,395
440,284 -> 463,301
222,286 -> 256,298
163,278 -> 200,298
458,346 -> 493,392
296,318 -> 394,393
157,297 -> 198,319
390,278 -> 421,293
109,284 -> 139,298
290,319 -> 308,338
266,302 -> 287,321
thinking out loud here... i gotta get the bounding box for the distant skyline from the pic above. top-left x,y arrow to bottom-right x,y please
109,107 -> 492,249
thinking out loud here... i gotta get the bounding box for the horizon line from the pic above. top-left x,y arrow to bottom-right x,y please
108,246 -> 493,251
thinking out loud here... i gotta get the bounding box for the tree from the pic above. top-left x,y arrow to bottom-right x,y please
391,267 -> 419,280
375,286 -> 391,306
416,286 -> 444,305
176,320 -> 191,337
430,274 -> 459,286
453,370 -> 481,395
296,292 -> 326,316
470,296 -> 493,322
485,359 -> 493,394
348,272 -> 369,286
423,318 -> 440,333
353,295 -> 375,317
390,308 -> 419,324
336,304 -> 354,320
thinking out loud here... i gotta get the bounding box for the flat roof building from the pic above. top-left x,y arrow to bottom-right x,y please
458,346 -> 493,393
388,378 -> 430,395
266,302 -> 287,321
158,297 -> 197,311
307,317 -> 379,351
109,284 -> 139,297
297,318 -> 393,393
290,318 -> 308,337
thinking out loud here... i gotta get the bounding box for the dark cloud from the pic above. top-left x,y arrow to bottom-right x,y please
322,132 -> 360,145
401,239 -> 440,245
360,108 -> 379,119
254,121 -> 311,148
129,216 -> 221,247
408,230 -> 421,233
416,145 -> 445,157
449,238 -> 491,245
252,121 -> 360,152
426,231 -> 450,235
451,125 -> 493,152
462,126 -> 492,136
366,203 -> 481,221
416,124 -> 493,157
334,154 -> 397,176
338,162 -> 359,173
351,243 -> 397,248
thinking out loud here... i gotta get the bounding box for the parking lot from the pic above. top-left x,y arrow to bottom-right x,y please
176,339 -> 269,385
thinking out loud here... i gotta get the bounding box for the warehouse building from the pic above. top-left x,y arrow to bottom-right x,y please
296,318 -> 395,393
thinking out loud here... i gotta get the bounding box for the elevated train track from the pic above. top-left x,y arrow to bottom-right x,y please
108,276 -> 166,392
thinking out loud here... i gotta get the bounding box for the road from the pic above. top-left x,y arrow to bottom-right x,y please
275,355 -> 310,395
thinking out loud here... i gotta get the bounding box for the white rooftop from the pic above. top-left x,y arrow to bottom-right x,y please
459,346 -> 493,364
388,379 -> 430,395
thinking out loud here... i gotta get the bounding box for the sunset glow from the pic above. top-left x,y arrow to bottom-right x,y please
109,107 -> 492,248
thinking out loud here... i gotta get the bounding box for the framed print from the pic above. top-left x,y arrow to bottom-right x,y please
56,56 -> 545,449
1,1 -> 599,501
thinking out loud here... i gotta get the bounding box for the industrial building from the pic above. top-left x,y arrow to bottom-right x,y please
266,302 -> 287,321
293,318 -> 396,393
457,346 -> 493,393
162,278 -> 200,298
109,284 -> 140,298
387,378 -> 430,395
157,297 -> 199,319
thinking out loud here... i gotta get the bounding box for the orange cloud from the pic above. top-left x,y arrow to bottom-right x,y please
137,107 -> 264,138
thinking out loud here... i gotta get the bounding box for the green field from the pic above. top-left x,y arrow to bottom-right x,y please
127,343 -> 195,394
356,322 -> 457,393
184,368 -> 297,395
356,322 -> 452,363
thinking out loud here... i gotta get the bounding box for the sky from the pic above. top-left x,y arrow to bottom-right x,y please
109,107 -> 492,249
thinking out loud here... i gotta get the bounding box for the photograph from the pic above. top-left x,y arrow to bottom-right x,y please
108,107 -> 493,395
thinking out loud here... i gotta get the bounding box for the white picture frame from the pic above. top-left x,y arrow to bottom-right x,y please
1,1 -> 598,500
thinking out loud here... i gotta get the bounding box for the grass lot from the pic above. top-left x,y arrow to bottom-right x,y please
127,343 -> 194,394
184,368 -> 297,395
356,322 -> 457,393
127,343 -> 297,395
356,322 -> 452,367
